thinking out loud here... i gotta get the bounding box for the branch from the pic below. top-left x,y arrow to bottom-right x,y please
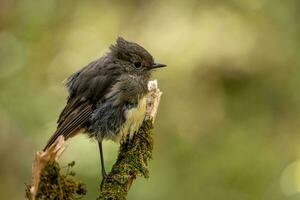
26,136 -> 87,200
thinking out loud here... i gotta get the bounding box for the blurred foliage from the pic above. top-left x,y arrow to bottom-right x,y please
1,0 -> 300,199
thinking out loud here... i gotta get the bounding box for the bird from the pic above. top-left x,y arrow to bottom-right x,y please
43,37 -> 166,178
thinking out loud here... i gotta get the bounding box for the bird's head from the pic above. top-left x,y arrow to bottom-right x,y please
110,37 -> 166,76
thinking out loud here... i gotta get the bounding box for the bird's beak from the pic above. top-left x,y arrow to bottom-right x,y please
151,62 -> 167,69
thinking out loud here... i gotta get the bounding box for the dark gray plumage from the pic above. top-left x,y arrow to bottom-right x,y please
44,37 -> 166,151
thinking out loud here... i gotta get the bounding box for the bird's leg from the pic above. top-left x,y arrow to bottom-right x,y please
98,141 -> 107,179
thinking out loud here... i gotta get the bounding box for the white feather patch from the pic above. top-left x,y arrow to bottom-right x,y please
116,96 -> 147,143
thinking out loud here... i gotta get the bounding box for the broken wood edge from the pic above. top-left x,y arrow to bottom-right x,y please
29,136 -> 66,200
146,80 -> 162,123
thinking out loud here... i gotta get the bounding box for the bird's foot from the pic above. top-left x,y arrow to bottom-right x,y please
101,168 -> 107,179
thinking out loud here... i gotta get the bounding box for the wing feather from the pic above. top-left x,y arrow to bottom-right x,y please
43,58 -> 121,151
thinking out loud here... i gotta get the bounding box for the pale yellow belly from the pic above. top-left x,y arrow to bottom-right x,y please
115,97 -> 147,143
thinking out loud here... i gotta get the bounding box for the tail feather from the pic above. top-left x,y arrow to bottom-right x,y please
43,104 -> 92,151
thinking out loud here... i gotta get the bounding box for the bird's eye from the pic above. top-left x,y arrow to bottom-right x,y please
134,62 -> 142,68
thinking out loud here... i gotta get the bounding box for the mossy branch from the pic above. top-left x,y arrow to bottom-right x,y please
25,161 -> 87,200
98,120 -> 154,200
26,80 -> 162,200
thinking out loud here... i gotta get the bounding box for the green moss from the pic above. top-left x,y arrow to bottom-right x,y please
26,161 -> 87,200
97,120 -> 154,200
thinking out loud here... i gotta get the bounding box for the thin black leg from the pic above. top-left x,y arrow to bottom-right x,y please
98,141 -> 107,178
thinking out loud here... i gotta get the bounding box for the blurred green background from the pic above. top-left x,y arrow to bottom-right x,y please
1,0 -> 300,199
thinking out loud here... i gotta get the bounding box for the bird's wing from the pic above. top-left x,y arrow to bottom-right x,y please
44,59 -> 121,150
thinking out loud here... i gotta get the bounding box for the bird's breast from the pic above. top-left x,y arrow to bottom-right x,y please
116,96 -> 147,143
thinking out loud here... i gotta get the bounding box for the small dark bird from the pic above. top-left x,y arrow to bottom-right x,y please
44,37 -> 166,177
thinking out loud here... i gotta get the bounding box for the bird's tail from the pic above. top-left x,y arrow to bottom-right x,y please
43,104 -> 92,151
43,130 -> 71,151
